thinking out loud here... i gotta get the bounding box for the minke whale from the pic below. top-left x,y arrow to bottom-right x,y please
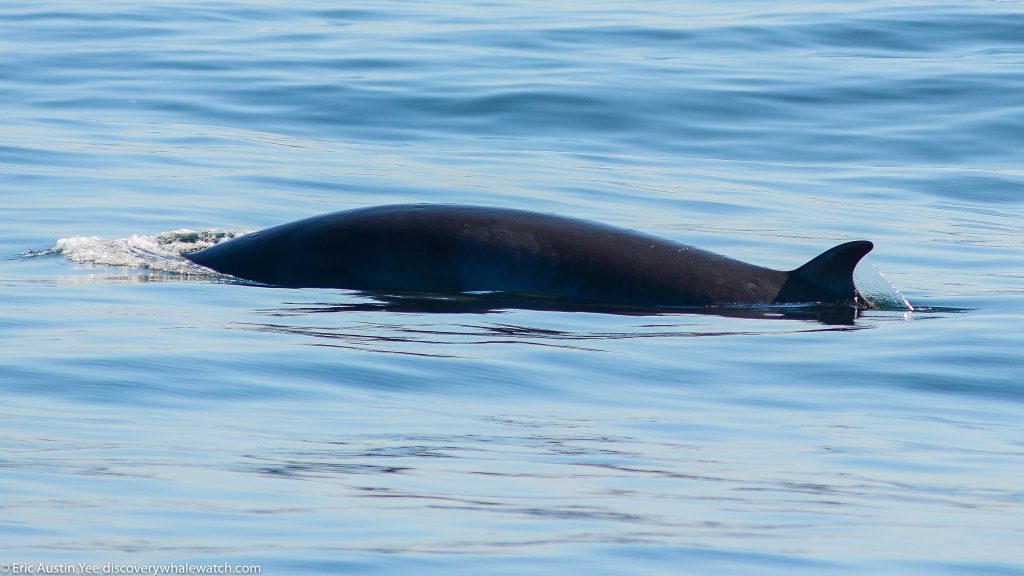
184,204 -> 874,309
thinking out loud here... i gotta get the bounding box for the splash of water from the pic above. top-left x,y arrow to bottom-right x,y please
40,229 -> 253,275
854,262 -> 914,311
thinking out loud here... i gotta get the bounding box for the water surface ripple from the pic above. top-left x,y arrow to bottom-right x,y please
1,1 -> 1023,575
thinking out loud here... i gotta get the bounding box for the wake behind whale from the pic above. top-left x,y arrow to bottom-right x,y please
184,204 -> 875,310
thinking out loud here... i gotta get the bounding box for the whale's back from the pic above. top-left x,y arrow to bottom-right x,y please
185,204 -> 870,307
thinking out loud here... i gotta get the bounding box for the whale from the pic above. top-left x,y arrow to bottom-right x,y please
184,204 -> 874,309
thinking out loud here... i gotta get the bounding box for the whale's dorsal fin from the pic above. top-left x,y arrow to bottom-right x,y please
778,240 -> 874,306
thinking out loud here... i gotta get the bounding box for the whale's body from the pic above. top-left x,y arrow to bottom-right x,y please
185,204 -> 873,308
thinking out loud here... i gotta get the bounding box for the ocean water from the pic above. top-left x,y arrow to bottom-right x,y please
2,1 -> 1023,574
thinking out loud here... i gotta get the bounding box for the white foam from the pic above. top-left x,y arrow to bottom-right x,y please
50,228 -> 254,275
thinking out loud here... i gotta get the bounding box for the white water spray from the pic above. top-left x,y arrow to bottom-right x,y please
41,229 -> 254,275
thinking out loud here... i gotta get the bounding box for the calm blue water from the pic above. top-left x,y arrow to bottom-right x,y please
2,1 -> 1023,574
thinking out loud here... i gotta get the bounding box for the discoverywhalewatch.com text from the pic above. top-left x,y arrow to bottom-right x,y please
0,563 -> 260,575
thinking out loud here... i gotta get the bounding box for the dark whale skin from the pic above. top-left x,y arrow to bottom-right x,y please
185,204 -> 873,308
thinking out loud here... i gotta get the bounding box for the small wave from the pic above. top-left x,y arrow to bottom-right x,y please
40,228 -> 253,275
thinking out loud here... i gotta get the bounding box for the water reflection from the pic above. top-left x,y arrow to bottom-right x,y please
263,291 -> 870,324
232,292 -> 890,357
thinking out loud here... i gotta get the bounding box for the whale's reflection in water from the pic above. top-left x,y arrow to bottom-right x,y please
266,291 -> 874,322
237,291 -> 896,357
